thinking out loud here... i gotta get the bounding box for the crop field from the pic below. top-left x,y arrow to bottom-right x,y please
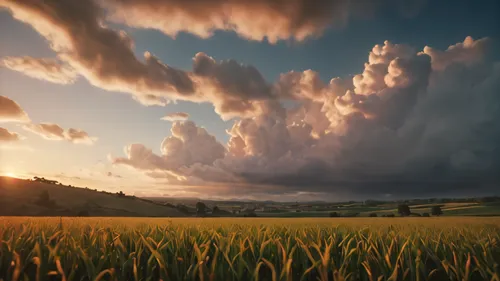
1,217 -> 499,281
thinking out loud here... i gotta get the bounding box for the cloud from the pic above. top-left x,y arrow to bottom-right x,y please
0,95 -> 30,123
111,37 -> 500,198
23,123 -> 65,141
422,36 -> 491,71
161,112 -> 189,122
1,1 -> 285,119
0,127 -> 23,142
104,0 -> 426,43
112,120 -> 225,173
106,171 -> 122,178
104,0 -> 349,44
192,52 -> 280,119
1,56 -> 78,84
23,123 -> 97,144
275,70 -> 327,101
0,0 -> 195,106
65,128 -> 98,144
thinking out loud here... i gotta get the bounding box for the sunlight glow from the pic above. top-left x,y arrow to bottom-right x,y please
3,172 -> 17,178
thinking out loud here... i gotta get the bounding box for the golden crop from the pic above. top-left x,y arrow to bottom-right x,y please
0,217 -> 499,281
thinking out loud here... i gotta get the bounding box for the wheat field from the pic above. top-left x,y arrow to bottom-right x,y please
0,217 -> 499,281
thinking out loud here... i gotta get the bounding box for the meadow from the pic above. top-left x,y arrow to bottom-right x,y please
0,217 -> 499,281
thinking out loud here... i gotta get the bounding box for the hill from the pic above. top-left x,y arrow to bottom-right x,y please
0,177 -> 186,217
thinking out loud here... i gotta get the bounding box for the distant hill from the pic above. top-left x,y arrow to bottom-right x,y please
0,177 -> 186,217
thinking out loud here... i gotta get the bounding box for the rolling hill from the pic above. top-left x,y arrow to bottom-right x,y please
0,177 -> 186,217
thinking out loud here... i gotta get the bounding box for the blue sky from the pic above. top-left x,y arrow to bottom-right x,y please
0,0 -> 499,200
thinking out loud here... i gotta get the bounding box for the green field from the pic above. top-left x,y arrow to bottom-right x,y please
255,202 -> 500,218
1,217 -> 500,281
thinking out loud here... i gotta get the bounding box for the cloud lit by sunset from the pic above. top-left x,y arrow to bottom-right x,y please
1,0 -> 499,201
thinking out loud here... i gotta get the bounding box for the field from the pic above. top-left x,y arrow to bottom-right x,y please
1,217 -> 499,281
254,202 -> 500,218
0,177 -> 185,217
3,177 -> 500,218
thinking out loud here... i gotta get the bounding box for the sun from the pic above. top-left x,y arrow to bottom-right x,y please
4,172 -> 17,178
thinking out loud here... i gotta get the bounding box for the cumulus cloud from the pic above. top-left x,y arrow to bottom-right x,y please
161,112 -> 189,122
111,37 -> 500,198
192,52 -> 278,118
23,123 -> 97,144
0,127 -> 23,142
0,95 -> 30,123
104,0 -> 426,43
1,56 -> 78,84
276,70 -> 327,101
422,36 -> 491,71
112,121 -> 225,173
1,1 -> 492,197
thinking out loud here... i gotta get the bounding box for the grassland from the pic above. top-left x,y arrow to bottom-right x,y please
255,202 -> 500,218
0,177 -> 185,217
1,217 -> 499,281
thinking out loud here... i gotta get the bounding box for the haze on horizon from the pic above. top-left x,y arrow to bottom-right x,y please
0,0 -> 499,201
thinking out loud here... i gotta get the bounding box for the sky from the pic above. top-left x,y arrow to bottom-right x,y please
0,0 -> 499,201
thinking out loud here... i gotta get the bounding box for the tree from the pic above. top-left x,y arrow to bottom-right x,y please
212,206 -> 220,213
176,204 -> 189,214
397,204 -> 411,217
431,206 -> 443,216
243,211 -> 257,217
422,213 -> 430,217
196,202 -> 207,216
369,213 -> 378,217
116,191 -> 125,197
329,212 -> 340,217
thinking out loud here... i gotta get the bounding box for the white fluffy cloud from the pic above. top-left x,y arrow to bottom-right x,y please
112,121 -> 225,176
422,36 -> 490,71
